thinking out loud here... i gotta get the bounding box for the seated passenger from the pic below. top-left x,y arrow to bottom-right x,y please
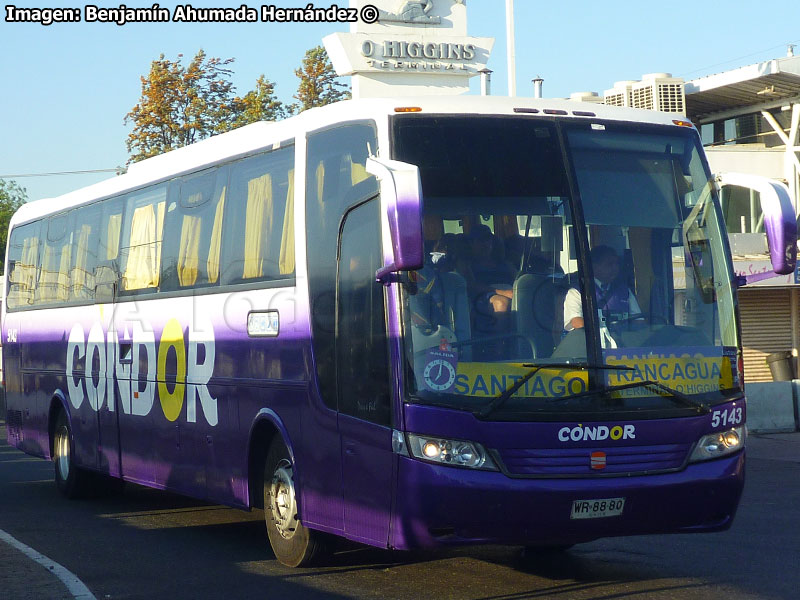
459,224 -> 516,314
503,234 -> 525,271
563,245 -> 641,331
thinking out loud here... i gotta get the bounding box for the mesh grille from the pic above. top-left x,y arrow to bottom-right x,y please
496,443 -> 691,477
631,86 -> 654,110
628,79 -> 686,114
603,92 -> 626,107
657,83 -> 686,113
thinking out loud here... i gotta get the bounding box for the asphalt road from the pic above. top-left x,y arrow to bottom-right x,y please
1,423 -> 799,600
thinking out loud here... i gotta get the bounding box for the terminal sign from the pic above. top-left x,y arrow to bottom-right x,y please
324,0 -> 494,97
360,39 -> 478,70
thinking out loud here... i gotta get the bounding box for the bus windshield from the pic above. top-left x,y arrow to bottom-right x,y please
392,115 -> 741,420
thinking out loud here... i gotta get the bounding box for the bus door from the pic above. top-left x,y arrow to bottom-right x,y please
109,300 -> 157,485
335,198 -> 395,546
110,187 -> 166,486
86,200 -> 125,480
86,296 -> 119,478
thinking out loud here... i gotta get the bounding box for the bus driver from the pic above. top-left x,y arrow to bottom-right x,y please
563,245 -> 641,332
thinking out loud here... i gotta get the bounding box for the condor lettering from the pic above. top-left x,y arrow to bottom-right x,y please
558,424 -> 636,443
65,318 -> 217,426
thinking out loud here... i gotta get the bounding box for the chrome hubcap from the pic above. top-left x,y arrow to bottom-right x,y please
55,425 -> 70,481
269,459 -> 298,540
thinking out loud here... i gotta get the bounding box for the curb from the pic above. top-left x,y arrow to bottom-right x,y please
0,529 -> 95,600
745,381 -> 800,433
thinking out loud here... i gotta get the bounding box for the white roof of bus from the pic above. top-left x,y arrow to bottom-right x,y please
10,96 -> 684,228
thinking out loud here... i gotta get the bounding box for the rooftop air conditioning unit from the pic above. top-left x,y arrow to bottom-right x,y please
603,80 -> 637,107
630,73 -> 686,114
570,91 -> 603,104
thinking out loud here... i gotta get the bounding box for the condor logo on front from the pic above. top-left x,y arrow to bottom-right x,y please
557,424 -> 636,442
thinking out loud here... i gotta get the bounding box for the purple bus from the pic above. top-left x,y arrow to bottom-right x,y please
3,97 -> 796,567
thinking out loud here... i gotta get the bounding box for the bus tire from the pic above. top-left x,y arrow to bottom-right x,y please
263,438 -> 327,567
52,410 -> 90,499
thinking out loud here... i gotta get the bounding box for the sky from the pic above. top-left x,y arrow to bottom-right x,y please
1,0 -> 799,203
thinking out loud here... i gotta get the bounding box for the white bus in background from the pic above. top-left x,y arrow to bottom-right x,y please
718,172 -> 798,286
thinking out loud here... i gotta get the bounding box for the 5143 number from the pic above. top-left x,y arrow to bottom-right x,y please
711,406 -> 743,428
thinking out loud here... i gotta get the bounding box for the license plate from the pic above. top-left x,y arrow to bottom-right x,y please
570,497 -> 625,519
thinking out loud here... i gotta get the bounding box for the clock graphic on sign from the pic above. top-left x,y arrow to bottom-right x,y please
423,358 -> 457,391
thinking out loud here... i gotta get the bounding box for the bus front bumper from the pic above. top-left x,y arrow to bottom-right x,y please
389,450 -> 744,550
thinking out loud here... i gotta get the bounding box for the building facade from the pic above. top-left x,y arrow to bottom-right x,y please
686,52 -> 800,381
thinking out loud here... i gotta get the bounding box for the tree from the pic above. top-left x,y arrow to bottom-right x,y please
0,179 -> 27,269
126,50 -> 290,163
294,46 -> 350,112
230,75 -> 290,128
125,50 -> 239,163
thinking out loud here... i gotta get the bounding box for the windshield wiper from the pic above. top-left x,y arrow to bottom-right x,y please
547,379 -> 711,414
474,362 -> 634,420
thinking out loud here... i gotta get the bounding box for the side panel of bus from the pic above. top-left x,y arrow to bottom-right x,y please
4,119 -> 402,543
103,288 -> 305,504
3,140 -> 307,509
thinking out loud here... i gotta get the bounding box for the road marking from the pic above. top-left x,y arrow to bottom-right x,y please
0,528 -> 97,600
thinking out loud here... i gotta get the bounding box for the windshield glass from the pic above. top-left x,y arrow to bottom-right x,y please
392,116 -> 741,420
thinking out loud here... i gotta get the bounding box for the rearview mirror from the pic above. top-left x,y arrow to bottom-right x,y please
366,157 -> 424,282
717,173 -> 797,275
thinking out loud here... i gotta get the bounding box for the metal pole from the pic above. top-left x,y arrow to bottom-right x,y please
768,105 -> 800,213
532,76 -> 543,99
480,69 -> 493,96
790,104 -> 800,215
506,0 -> 516,97
792,288 -> 799,379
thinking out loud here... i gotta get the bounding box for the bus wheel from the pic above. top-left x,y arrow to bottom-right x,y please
53,410 -> 89,499
263,438 -> 327,567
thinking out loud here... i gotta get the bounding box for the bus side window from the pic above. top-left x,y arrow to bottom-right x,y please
161,166 -> 227,291
69,203 -> 102,302
93,199 -> 124,301
6,222 -> 42,309
221,145 -> 295,285
35,212 -> 73,306
119,184 -> 168,293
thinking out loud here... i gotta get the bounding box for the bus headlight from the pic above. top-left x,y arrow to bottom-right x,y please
689,426 -> 745,463
407,434 -> 498,471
